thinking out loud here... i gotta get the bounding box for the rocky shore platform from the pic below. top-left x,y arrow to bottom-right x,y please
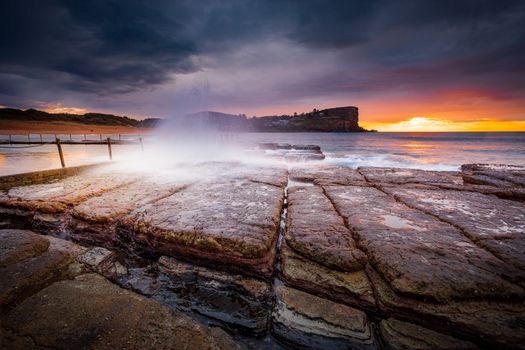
1,160 -> 524,349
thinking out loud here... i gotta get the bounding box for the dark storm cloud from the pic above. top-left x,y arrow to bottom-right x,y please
0,0 -> 524,113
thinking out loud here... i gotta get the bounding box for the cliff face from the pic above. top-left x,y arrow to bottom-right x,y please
250,106 -> 365,132
185,107 -> 366,132
249,106 -> 365,132
203,106 -> 366,132
0,106 -> 370,132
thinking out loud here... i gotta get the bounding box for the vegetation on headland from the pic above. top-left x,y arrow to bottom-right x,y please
0,106 -> 375,132
0,108 -> 160,128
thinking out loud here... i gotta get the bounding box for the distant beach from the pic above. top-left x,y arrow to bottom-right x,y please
0,120 -> 152,135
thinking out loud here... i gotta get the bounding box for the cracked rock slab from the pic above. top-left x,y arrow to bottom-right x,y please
280,244 -> 376,312
385,187 -> 525,241
323,185 -> 525,302
286,185 -> 366,271
156,256 -> 272,333
290,164 -> 369,186
120,179 -> 284,278
379,318 -> 478,350
0,231 -> 74,313
0,171 -> 138,213
0,229 -> 49,267
272,285 -> 377,350
462,164 -> 525,187
2,273 -> 241,350
225,163 -> 289,188
72,178 -> 185,223
385,187 -> 525,273
358,167 -> 463,187
368,266 -> 525,349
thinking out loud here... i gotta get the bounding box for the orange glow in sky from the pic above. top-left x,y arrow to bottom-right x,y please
249,87 -> 525,132
361,117 -> 525,132
17,87 -> 525,132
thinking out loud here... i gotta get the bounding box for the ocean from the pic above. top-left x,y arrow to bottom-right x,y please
1,132 -> 524,175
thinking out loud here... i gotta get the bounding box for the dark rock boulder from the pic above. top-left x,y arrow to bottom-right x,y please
156,256 -> 272,334
379,318 -> 478,350
2,273 -> 241,350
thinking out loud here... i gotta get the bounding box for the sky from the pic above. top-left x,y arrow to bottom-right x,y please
1,0 -> 524,131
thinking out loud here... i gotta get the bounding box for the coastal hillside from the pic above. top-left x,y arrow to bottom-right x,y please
0,106 -> 372,132
176,106 -> 371,132
252,106 -> 367,132
0,108 -> 160,128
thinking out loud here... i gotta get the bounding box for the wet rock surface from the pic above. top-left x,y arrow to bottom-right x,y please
2,273 -> 241,350
1,161 -> 525,349
379,318 -> 478,350
462,163 -> 525,188
280,244 -> 376,312
0,229 -> 49,267
72,178 -> 184,223
384,187 -> 525,273
272,285 -> 377,349
290,164 -> 369,186
286,185 -> 366,272
324,185 -> 524,302
0,229 -> 75,312
358,167 -> 463,187
155,256 -> 272,333
120,179 -> 284,278
255,143 -> 327,162
367,266 -> 525,349
0,171 -> 138,213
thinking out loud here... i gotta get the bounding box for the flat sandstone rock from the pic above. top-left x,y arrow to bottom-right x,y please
379,318 -> 478,350
0,229 -> 49,267
286,185 -> 366,271
368,266 -> 525,349
2,273 -> 240,350
358,167 -> 462,187
0,172 -> 138,213
272,285 -> 377,349
280,244 -> 376,311
385,187 -> 525,272
0,230 -> 74,312
73,178 -> 184,223
323,185 -> 525,302
290,164 -> 369,186
121,179 -> 284,278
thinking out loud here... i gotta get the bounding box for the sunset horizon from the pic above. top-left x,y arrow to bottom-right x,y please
2,1 -> 524,133
1,2 -> 525,349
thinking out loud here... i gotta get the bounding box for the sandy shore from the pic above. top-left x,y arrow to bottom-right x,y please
0,120 -> 152,135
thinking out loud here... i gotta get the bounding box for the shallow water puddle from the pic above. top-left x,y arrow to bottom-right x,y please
381,214 -> 425,231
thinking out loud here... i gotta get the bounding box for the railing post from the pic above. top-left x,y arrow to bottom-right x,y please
28,134 -> 30,142
56,138 -> 65,168
8,135 -> 11,144
107,137 -> 113,160
39,134 -> 43,143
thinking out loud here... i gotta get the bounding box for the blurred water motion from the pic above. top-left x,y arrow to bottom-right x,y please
1,132 -> 524,175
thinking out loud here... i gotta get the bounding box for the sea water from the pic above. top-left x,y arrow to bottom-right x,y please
0,132 -> 524,175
